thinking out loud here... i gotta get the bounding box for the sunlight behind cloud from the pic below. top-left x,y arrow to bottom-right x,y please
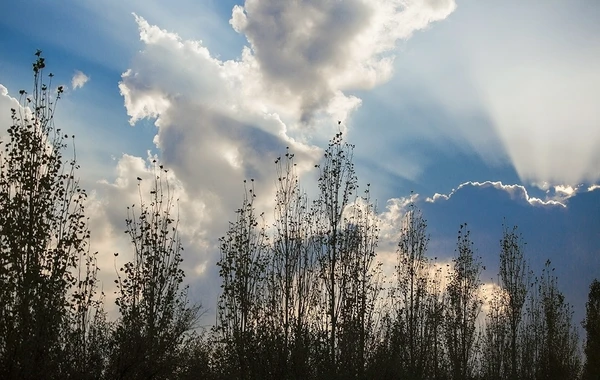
464,2 -> 600,186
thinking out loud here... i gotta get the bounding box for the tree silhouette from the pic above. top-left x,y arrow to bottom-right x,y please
0,53 -> 587,380
445,224 -> 483,380
499,224 -> 530,380
583,279 -> 600,380
107,164 -> 201,379
0,52 -> 104,380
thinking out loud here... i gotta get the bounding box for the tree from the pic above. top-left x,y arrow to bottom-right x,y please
266,149 -> 318,379
445,224 -> 483,380
215,180 -> 269,379
107,164 -> 201,379
335,187 -> 381,379
583,279 -> 600,379
537,261 -> 580,379
313,131 -> 358,376
499,224 -> 530,380
0,51 -> 104,379
425,257 -> 447,380
481,284 -> 510,380
520,261 -> 581,380
392,201 -> 431,379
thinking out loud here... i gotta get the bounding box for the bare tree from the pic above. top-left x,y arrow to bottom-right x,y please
426,259 -> 447,380
336,186 -> 381,379
537,261 -> 580,379
520,271 -> 543,380
481,282 -> 510,380
266,149 -> 318,378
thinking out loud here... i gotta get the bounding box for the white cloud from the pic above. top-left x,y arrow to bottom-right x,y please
425,193 -> 449,203
71,70 -> 89,90
426,181 -> 566,208
366,1 -> 600,187
230,0 -> 456,123
97,1 -> 456,318
554,185 -> 576,197
117,2 -> 456,249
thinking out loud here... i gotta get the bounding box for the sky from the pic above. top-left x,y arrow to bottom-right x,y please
0,0 -> 599,331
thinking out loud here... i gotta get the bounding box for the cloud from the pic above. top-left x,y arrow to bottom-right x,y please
230,0 -> 455,123
117,1 -> 456,246
112,0 -> 455,319
425,181 -> 566,208
361,1 -> 600,188
71,70 -> 90,90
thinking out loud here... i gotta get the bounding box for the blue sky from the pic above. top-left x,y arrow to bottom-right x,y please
1,0 -> 599,327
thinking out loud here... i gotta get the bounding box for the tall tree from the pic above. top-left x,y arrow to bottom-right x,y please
393,201 -> 431,379
0,52 -> 103,379
215,180 -> 269,379
445,224 -> 483,380
520,261 -> 581,380
499,224 -> 530,380
537,261 -> 581,379
482,282 -> 511,380
266,149 -> 318,378
107,164 -> 201,379
335,187 -> 381,379
583,279 -> 600,379
313,131 -> 359,376
520,272 -> 543,380
425,259 -> 447,380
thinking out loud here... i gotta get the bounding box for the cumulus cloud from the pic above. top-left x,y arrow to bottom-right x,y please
230,0 -> 455,123
109,1 -> 456,317
71,70 -> 89,90
425,181 -> 566,208
117,2 -> 456,251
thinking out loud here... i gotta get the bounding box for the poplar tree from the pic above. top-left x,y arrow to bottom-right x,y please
445,224 -> 483,380
499,225 -> 530,380
583,279 -> 600,380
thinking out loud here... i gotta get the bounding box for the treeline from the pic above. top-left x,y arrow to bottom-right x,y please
0,53 -> 598,380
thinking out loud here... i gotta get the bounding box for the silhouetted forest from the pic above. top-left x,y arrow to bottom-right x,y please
0,53 -> 598,380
